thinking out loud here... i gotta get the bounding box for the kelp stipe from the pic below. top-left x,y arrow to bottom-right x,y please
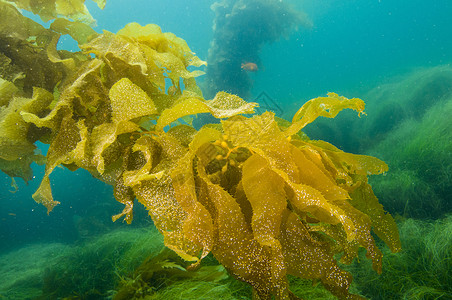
0,2 -> 400,299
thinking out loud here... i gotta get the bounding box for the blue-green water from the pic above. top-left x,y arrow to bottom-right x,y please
1,1 -> 451,299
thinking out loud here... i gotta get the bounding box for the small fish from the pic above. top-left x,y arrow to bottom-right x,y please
241,62 -> 258,72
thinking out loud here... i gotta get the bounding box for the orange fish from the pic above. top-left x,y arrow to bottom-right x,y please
241,62 -> 258,72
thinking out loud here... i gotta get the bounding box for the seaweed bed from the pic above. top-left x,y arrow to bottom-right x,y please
0,216 -> 449,299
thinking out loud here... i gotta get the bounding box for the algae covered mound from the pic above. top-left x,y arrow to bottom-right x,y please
302,65 -> 452,154
358,65 -> 452,150
0,1 -> 400,299
0,243 -> 70,299
364,66 -> 452,219
368,94 -> 452,218
349,215 -> 452,299
0,227 -> 164,299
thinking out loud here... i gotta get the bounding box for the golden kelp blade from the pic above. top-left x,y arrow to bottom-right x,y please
156,91 -> 257,131
286,92 -> 366,136
6,0 -> 106,24
50,18 -> 98,45
109,78 -> 158,123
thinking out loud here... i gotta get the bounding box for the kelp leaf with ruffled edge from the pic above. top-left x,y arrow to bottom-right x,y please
50,18 -> 98,45
156,91 -> 257,131
31,116 -> 83,213
81,23 -> 206,93
117,23 -> 207,68
109,77 -> 158,123
7,0 -> 106,25
285,92 -> 365,137
0,2 -> 50,41
1,87 -> 53,162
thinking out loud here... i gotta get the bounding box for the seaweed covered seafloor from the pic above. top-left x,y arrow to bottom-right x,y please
0,228 -> 164,299
368,94 -> 452,219
0,226 -> 339,299
0,216 -> 449,299
348,215 -> 452,300
0,1 -> 401,299
363,67 -> 452,220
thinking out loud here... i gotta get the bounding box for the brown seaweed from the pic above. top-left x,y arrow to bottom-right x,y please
0,3 -> 400,299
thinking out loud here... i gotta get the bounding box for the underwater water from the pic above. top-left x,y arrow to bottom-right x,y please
1,0 -> 451,299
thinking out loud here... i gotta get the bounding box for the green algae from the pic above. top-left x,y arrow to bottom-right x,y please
348,216 -> 452,299
0,227 -> 163,299
0,218 -> 447,299
0,243 -> 70,299
369,91 -> 452,218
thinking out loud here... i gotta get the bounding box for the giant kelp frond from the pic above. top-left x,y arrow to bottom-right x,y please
287,92 -> 365,136
14,22 -> 212,215
0,4 -> 400,299
180,107 -> 400,298
2,0 -> 106,25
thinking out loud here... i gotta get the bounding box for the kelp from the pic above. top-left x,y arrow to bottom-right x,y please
0,84 -> 51,181
0,1 -> 93,181
0,2 -> 64,94
2,0 -> 106,25
0,3 -> 401,299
